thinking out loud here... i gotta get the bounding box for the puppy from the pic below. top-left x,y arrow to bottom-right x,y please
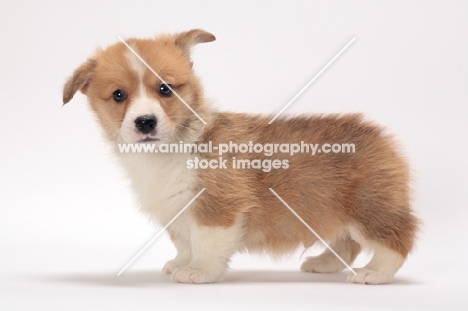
63,29 -> 419,284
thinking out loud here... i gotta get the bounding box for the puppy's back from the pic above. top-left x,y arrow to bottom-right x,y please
196,113 -> 417,257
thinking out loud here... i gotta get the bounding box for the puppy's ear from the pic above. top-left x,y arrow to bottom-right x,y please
175,29 -> 216,55
62,59 -> 96,105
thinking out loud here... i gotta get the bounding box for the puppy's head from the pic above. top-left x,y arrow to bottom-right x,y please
63,29 -> 215,143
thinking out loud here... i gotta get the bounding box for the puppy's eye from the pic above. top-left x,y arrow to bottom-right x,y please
112,90 -> 127,103
159,84 -> 173,96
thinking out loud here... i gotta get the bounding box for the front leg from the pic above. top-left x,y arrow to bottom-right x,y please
171,222 -> 243,284
162,236 -> 192,274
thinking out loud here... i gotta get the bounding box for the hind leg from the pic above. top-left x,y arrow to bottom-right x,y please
347,227 -> 405,284
301,234 -> 361,273
347,244 -> 404,284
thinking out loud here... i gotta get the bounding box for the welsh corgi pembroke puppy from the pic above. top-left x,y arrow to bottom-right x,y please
63,29 -> 419,284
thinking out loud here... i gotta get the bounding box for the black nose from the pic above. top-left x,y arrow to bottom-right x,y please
135,115 -> 157,134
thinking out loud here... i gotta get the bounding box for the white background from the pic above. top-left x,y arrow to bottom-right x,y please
1,0 -> 467,310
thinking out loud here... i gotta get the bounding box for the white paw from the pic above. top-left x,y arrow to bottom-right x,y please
301,256 -> 345,273
347,268 -> 394,284
162,259 -> 187,275
171,267 -> 223,284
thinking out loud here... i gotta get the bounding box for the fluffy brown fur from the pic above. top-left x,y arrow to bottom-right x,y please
199,113 -> 418,256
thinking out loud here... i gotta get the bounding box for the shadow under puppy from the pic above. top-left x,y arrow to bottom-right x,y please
63,29 -> 419,284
